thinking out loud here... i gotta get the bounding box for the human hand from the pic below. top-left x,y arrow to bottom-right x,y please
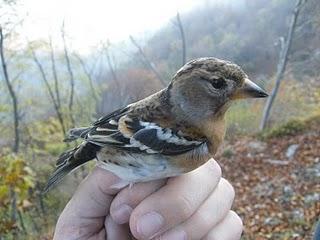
53,159 -> 243,240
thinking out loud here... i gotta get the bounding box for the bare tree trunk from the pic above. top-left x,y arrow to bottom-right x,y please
176,12 -> 187,66
0,27 -> 19,152
10,187 -> 17,236
74,53 -> 99,104
104,46 -> 124,105
97,43 -> 131,114
17,210 -> 26,234
106,49 -> 119,88
129,35 -> 166,87
104,43 -> 133,108
0,27 -> 20,237
61,23 -> 76,127
260,0 -> 306,130
30,47 -> 67,136
49,37 -> 61,109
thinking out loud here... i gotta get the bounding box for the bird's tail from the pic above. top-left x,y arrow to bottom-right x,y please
43,142 -> 100,193
63,127 -> 92,142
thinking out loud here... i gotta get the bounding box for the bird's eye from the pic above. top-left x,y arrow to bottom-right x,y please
211,78 -> 226,89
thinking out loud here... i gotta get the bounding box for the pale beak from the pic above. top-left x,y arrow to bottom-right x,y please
231,78 -> 268,99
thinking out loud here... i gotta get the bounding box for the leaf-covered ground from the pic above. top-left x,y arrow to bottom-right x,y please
217,121 -> 320,240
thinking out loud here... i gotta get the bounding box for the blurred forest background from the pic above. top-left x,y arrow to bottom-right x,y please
0,0 -> 319,239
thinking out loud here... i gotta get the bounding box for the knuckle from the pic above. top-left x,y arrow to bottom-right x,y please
220,178 -> 235,202
204,211 -> 243,240
207,159 -> 222,179
194,210 -> 214,230
229,210 -> 244,232
176,194 -> 194,219
110,193 -> 127,211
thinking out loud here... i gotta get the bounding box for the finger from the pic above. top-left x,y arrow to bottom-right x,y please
110,179 -> 166,224
160,178 -> 235,239
54,167 -> 122,240
203,211 -> 243,240
129,159 -> 222,240
104,215 -> 131,240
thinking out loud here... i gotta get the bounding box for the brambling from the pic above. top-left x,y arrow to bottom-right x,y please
44,57 -> 268,192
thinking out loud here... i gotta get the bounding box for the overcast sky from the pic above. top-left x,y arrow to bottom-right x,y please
15,0 -> 205,53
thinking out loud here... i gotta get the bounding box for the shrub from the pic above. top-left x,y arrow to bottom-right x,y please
259,119 -> 306,140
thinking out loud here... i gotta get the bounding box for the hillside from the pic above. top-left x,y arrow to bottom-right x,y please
217,117 -> 320,239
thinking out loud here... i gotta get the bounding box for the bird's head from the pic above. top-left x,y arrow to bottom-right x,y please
169,57 -> 268,122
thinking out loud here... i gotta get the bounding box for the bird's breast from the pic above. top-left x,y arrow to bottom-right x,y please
200,116 -> 226,155
96,149 -> 183,183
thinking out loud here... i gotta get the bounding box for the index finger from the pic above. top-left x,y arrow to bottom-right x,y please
129,159 -> 222,239
53,167 -> 122,239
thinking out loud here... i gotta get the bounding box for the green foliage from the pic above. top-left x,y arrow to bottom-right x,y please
26,117 -> 65,145
45,142 -> 68,156
259,119 -> 306,140
305,112 -> 320,126
0,150 -> 35,235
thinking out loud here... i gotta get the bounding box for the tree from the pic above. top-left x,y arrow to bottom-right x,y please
74,53 -> 99,105
61,22 -> 76,127
0,27 -> 20,152
49,36 -> 62,109
0,26 -> 20,237
260,0 -> 308,130
29,43 -> 67,136
129,35 -> 166,87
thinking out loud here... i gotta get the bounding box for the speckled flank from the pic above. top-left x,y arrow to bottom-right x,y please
97,141 -> 210,183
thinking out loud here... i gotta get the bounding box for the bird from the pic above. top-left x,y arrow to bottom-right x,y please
43,57 -> 268,192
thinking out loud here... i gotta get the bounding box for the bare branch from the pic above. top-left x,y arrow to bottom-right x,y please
105,44 -> 118,82
103,42 -> 121,91
175,12 -> 187,66
105,48 -> 128,108
260,0 -> 306,130
61,22 -> 76,127
0,27 -> 20,234
11,70 -> 22,83
129,35 -> 166,87
49,36 -> 61,109
30,44 -> 67,135
0,26 -> 19,153
74,53 -> 99,104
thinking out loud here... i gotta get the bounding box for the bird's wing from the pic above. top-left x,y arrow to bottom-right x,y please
93,106 -> 130,126
86,112 -> 205,156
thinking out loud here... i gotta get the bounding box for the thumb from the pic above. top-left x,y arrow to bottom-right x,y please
54,166 -> 122,240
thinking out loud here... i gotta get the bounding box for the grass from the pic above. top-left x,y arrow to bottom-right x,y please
258,119 -> 306,140
258,111 -> 320,140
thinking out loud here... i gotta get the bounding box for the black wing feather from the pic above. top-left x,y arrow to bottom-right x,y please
65,107 -> 205,156
133,127 -> 203,155
93,106 -> 129,126
44,143 -> 100,193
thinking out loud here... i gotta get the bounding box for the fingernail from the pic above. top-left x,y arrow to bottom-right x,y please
112,204 -> 133,224
136,211 -> 164,238
161,229 -> 187,240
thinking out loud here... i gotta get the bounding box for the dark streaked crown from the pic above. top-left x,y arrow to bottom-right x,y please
172,57 -> 248,85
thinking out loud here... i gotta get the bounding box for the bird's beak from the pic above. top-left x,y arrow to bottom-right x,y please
231,78 -> 268,99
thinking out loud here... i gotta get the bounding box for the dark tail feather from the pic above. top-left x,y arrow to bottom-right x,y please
43,143 -> 100,193
64,127 -> 91,142
42,157 -> 78,194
